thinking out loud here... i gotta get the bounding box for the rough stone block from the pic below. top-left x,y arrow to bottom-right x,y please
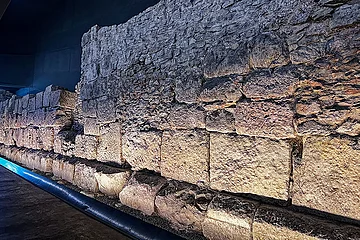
43,85 -> 63,107
35,91 -> 43,109
81,99 -> 97,118
202,194 -> 258,240
204,45 -> 250,78
94,170 -> 131,196
44,109 -> 72,127
235,101 -> 295,139
253,205 -> 360,240
155,181 -> 213,232
243,68 -> 298,100
119,172 -> 167,215
96,96 -> 116,123
74,162 -> 99,192
210,133 -> 291,200
122,131 -> 161,172
49,90 -> 77,109
28,96 -> 36,112
74,135 -> 98,160
198,75 -> 242,103
249,32 -> 289,69
330,3 -> 360,29
39,153 -> 54,173
174,69 -> 202,104
36,128 -> 54,151
292,136 -> 360,220
206,109 -> 235,133
98,122 -> 122,164
162,104 -> 205,130
52,157 -> 76,183
161,130 -> 209,185
83,117 -> 100,136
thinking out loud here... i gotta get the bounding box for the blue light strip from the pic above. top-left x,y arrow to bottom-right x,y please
0,157 -> 183,240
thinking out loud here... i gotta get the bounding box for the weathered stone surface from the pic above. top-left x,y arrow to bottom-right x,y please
253,205 -> 360,240
210,133 -> 291,200
122,131 -> 161,172
206,109 -> 235,133
198,75 -> 242,103
39,153 -> 54,173
336,121 -> 360,136
35,91 -> 43,110
162,104 -> 205,130
83,117 -> 100,136
161,130 -> 209,185
235,101 -> 295,139
249,32 -> 289,69
96,96 -> 115,123
52,157 -> 76,184
74,135 -> 98,160
155,181 -> 213,232
49,90 -> 77,109
74,162 -> 99,193
243,67 -> 299,100
296,102 -> 321,116
119,172 -> 166,215
293,136 -> 360,220
94,170 -> 131,196
98,122 -> 122,164
54,130 -> 76,156
202,194 -> 258,240
330,3 -> 360,29
175,69 -> 202,104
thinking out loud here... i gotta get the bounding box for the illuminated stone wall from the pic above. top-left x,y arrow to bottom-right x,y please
0,0 -> 359,239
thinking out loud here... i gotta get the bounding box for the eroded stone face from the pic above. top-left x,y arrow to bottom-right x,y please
161,130 -> 209,185
155,181 -> 213,232
122,131 -> 161,172
98,122 -> 122,164
74,162 -> 99,193
119,172 -> 167,215
292,136 -> 360,220
94,170 -> 131,196
253,205 -> 360,240
202,194 -> 258,240
235,101 -> 295,139
210,133 -> 291,200
74,135 -> 98,160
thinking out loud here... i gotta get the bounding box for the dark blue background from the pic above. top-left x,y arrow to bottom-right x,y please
0,0 -> 159,95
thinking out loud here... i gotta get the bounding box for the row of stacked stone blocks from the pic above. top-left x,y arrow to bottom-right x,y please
0,85 -> 77,151
1,144 -> 359,240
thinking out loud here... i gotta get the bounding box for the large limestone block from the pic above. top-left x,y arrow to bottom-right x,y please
74,162 -> 99,193
202,194 -> 259,240
206,109 -> 236,133
98,122 -> 122,164
74,135 -> 98,160
161,130 -> 209,185
198,75 -> 242,103
210,133 -> 291,200
83,117 -> 100,136
235,101 -> 295,139
35,91 -> 43,110
36,127 -> 54,151
49,90 -> 77,109
253,205 -> 360,240
155,181 -> 213,232
44,109 -> 73,127
292,136 -> 360,220
52,157 -> 76,184
94,170 -> 131,196
39,153 -> 54,173
119,172 -> 166,215
54,130 -> 76,156
161,104 -> 205,130
243,67 -> 298,100
122,131 -> 161,172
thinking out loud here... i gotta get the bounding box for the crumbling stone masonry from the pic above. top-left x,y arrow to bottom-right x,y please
0,0 -> 360,239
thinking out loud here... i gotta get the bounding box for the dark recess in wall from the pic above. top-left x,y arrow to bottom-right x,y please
0,0 -> 160,95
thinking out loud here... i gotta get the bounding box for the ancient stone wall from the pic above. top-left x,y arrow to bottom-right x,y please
0,0 -> 360,239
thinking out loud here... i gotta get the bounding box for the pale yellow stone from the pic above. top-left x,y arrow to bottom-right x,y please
74,163 -> 99,192
98,122 -> 122,164
74,135 -> 98,160
94,171 -> 131,196
210,133 -> 290,200
119,172 -> 166,215
203,218 -> 251,240
253,222 -> 319,240
161,130 -> 209,185
293,136 -> 360,220
122,131 -> 161,172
